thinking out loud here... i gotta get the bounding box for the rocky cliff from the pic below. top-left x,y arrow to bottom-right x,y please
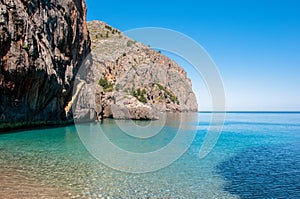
0,0 -> 90,130
73,21 -> 198,121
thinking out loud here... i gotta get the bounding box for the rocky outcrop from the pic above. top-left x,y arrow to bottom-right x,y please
73,21 -> 198,121
0,0 -> 90,130
111,92 -> 159,120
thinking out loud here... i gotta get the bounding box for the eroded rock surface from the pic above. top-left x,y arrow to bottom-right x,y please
0,0 -> 90,130
73,21 -> 198,121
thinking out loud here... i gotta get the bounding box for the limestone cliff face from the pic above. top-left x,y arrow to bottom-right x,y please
0,0 -> 90,130
73,21 -> 198,121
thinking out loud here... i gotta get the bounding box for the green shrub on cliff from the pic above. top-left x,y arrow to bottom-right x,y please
98,78 -> 114,92
115,83 -> 122,91
133,88 -> 147,103
155,83 -> 179,104
127,40 -> 135,47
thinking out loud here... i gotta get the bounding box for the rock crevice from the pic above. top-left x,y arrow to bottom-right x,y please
0,0 -> 90,130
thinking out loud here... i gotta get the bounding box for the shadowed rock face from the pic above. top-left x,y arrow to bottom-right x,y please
0,0 -> 90,130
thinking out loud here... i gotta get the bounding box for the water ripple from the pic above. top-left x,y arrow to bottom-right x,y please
217,142 -> 300,199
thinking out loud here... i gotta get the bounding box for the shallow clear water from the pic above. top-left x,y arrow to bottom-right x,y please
0,113 -> 299,198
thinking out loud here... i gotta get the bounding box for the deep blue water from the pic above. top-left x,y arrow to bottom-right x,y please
0,113 -> 299,198
217,143 -> 300,199
215,113 -> 300,199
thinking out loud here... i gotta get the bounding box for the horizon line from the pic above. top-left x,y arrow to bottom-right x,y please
198,111 -> 300,113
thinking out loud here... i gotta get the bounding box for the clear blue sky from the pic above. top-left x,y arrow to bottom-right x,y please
86,0 -> 300,111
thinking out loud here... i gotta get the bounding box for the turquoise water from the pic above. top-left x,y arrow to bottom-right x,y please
0,113 -> 299,198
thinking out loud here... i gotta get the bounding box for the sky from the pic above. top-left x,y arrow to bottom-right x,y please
86,0 -> 300,111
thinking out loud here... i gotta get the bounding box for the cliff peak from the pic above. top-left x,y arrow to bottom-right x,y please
73,20 -> 198,121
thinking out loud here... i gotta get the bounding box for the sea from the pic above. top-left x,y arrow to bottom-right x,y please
0,113 -> 299,198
